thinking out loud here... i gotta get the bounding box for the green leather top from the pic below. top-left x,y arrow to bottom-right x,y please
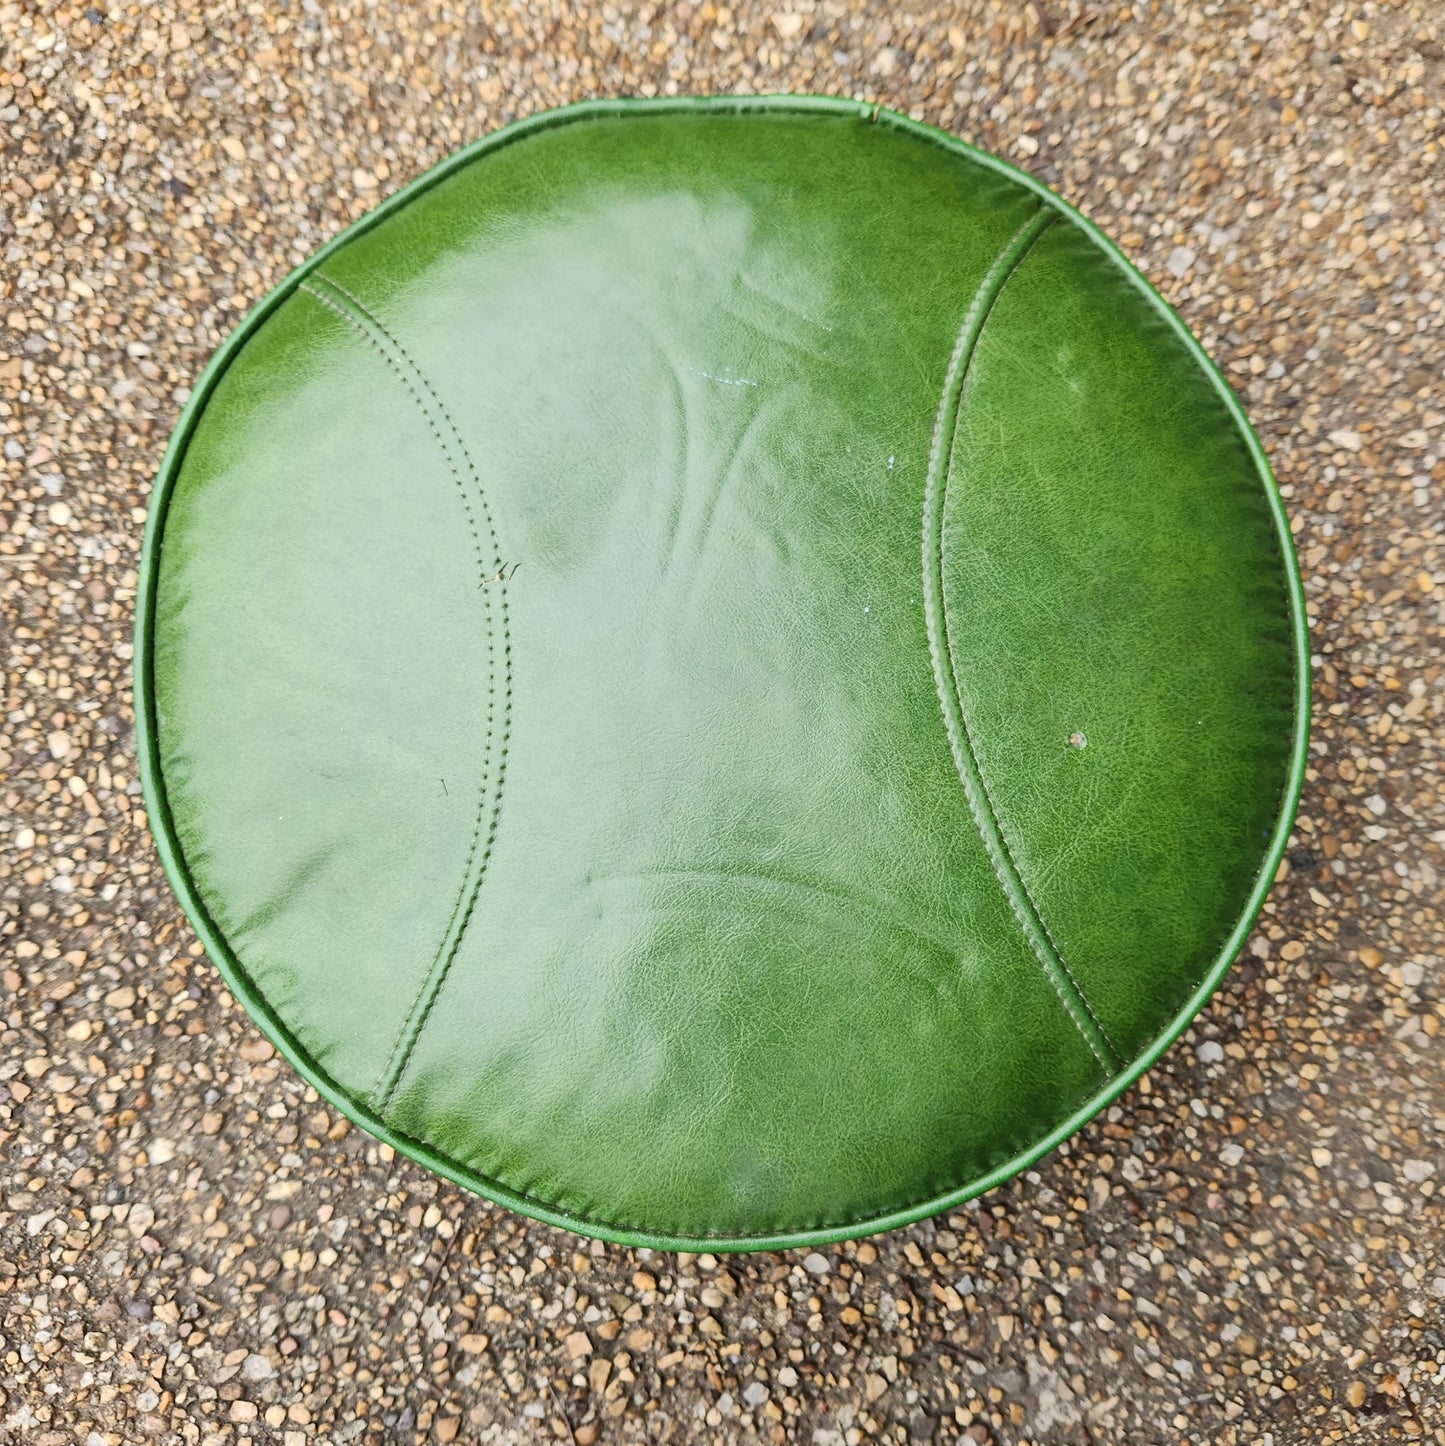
136,97 -> 1308,1251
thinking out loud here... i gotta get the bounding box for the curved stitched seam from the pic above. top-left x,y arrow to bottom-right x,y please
313,274 -> 518,1110
1015,856 -> 1121,1056
295,281 -> 510,1112
310,271 -> 520,1104
299,283 -> 497,1107
933,223 -> 1117,1065
920,210 -> 1117,1074
143,100 -> 1303,1241
954,699 -> 1124,1060
933,257 -> 1125,1060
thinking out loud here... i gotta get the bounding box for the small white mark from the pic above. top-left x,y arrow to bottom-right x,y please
887,454 -> 896,469
1068,731 -> 1088,749
863,606 -> 870,613
697,369 -> 759,387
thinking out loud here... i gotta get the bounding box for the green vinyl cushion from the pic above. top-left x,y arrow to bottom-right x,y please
136,97 -> 1308,1251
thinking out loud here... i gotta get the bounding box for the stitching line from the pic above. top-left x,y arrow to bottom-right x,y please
920,207 -> 1121,1075
298,277 -> 514,1114
937,248 -> 1124,1064
334,1068 -> 1083,1241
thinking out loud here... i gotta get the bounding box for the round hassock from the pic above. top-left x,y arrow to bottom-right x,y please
136,97 -> 1308,1250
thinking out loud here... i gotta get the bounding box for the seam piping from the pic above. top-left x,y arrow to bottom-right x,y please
299,276 -> 514,1114
920,207 -> 1122,1075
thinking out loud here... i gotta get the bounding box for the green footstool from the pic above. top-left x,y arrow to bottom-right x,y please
136,97 -> 1308,1250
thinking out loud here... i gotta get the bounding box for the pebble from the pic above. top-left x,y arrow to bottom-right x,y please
1167,245 -> 1196,278
2,3 -> 1442,1445
145,1137 -> 176,1165
241,1354 -> 276,1382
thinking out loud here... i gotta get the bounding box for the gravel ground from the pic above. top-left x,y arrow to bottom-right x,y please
3,1 -> 1444,1442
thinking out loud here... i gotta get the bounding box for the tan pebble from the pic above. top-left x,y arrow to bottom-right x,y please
1311,1146 -> 1332,1168
435,1417 -> 460,1443
458,1333 -> 489,1354
46,730 -> 73,760
331,69 -> 370,98
1346,1381 -> 1367,1408
564,1329 -> 592,1359
229,1400 -> 257,1423
200,1112 -> 224,1134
